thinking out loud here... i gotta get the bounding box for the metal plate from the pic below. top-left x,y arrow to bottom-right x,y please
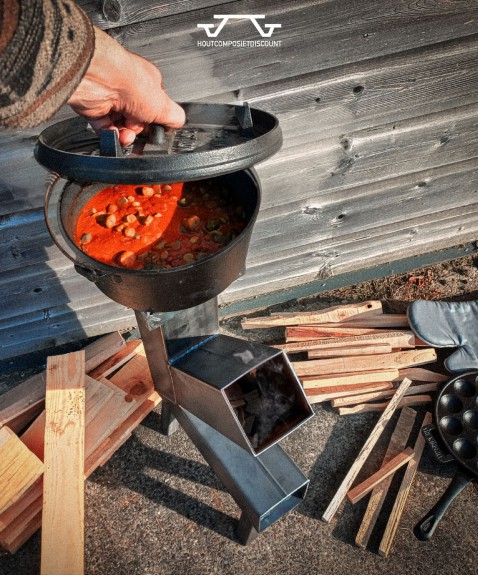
34,102 -> 282,184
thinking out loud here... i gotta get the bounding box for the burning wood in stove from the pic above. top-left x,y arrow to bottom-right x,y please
227,360 -> 298,450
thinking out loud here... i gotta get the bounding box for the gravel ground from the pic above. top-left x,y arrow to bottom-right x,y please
2,254 -> 478,575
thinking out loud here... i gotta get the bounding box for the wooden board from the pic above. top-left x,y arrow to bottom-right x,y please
331,382 -> 439,408
338,395 -> 432,415
292,348 -> 436,376
241,301 -> 381,328
301,369 -> 399,389
0,427 -> 43,515
347,447 -> 414,504
278,331 -> 417,351
41,352 -> 85,575
306,382 -> 394,404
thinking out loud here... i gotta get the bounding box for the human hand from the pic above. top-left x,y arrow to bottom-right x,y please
68,27 -> 185,146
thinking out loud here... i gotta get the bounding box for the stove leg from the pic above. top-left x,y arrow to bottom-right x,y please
159,401 -> 180,436
237,513 -> 259,546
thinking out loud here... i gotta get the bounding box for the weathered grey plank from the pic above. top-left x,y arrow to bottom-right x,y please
251,160 -> 478,264
225,204 -> 478,302
245,35 -> 478,148
0,300 -> 134,360
112,0 -> 478,102
255,103 -> 478,217
76,0 -> 237,29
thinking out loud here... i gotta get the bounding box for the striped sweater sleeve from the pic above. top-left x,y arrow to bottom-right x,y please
0,0 -> 94,128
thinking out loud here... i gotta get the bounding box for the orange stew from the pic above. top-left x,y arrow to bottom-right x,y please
74,181 -> 247,270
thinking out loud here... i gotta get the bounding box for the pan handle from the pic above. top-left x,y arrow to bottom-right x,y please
414,471 -> 473,541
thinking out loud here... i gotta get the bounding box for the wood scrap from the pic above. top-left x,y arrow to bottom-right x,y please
338,395 -> 432,415
397,367 -> 449,383
88,339 -> 143,380
108,351 -> 154,401
321,377 -> 413,523
306,382 -> 394,404
0,477 -> 42,532
286,326 -> 390,341
0,427 -> 43,515
0,342 -> 161,554
241,301 -> 382,329
0,331 -> 125,434
331,383 -> 439,408
278,331 -> 417,352
301,369 -> 399,389
21,376 -> 116,462
378,412 -> 433,557
308,343 -> 392,358
85,393 -> 161,477
347,447 -> 414,504
293,348 -> 437,376
355,407 -> 417,549
41,351 -> 86,575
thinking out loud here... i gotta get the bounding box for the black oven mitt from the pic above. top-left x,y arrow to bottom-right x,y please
407,300 -> 478,374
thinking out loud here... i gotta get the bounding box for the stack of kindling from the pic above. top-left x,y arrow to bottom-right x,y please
242,300 -> 447,555
242,300 -> 447,414
0,333 -> 161,556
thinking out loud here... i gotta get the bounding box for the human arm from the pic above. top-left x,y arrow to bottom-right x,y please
1,1 -> 184,142
67,27 -> 185,145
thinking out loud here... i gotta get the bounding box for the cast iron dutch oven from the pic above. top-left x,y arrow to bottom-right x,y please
415,370 -> 478,540
36,103 -> 282,312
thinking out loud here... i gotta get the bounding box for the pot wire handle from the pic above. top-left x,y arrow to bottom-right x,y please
414,472 -> 472,541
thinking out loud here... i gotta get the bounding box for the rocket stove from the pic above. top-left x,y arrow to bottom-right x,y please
36,103 -> 314,544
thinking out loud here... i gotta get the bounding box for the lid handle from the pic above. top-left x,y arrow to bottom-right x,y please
148,124 -> 166,145
99,129 -> 122,157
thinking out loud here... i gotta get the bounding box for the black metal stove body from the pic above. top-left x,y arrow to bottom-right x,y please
37,102 -> 314,544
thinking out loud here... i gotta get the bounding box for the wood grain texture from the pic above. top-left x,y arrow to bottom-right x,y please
347,447 -> 414,504
0,333 -> 125,431
241,301 -> 381,328
308,343 -> 392,359
355,407 -> 416,548
292,348 -> 436,376
279,331 -> 416,351
301,369 -> 399,389
111,0 -> 478,102
321,377 -> 412,523
331,382 -> 439,408
41,351 -> 85,575
76,0 -> 235,28
398,368 -> 449,383
378,412 -> 433,557
0,427 -> 43,515
338,395 -> 432,415
306,382 -> 394,404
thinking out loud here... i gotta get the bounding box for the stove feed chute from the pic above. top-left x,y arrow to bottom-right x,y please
169,334 -> 313,456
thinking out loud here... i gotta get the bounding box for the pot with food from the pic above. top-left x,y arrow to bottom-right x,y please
45,169 -> 260,312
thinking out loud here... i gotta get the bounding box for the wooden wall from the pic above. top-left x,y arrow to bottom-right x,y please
1,0 -> 478,359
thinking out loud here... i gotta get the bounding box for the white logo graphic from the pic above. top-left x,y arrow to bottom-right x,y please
197,14 -> 281,38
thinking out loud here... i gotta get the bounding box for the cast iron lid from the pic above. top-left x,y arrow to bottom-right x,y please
34,102 -> 282,184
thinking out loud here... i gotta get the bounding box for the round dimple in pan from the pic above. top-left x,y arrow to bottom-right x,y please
437,371 -> 478,473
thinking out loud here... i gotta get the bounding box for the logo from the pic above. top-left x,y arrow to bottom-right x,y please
197,14 -> 282,48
